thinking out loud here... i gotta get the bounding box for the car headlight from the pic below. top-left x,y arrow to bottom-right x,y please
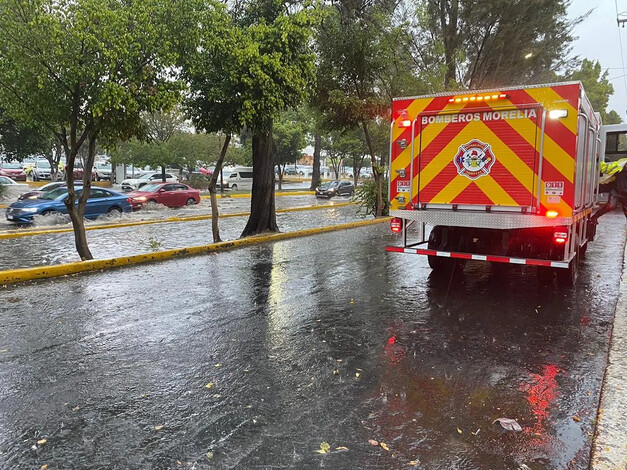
133,196 -> 147,202
21,207 -> 39,213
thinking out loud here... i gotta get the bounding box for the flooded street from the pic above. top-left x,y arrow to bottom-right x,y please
0,211 -> 624,469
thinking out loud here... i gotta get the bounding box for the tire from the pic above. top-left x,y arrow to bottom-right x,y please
231,184 -> 238,191
427,226 -> 465,274
186,198 -> 197,206
107,206 -> 123,217
556,255 -> 579,287
40,210 -> 57,217
33,174 -> 39,182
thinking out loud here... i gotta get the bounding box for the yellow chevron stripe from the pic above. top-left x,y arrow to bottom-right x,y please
474,177 -> 518,206
524,87 -> 578,134
430,175 -> 471,203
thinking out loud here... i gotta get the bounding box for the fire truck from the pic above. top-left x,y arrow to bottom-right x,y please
385,82 -> 622,285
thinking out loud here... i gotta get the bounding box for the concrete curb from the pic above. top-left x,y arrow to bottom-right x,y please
201,191 -> 314,199
0,217 -> 389,285
0,202 -> 355,240
591,241 -> 627,469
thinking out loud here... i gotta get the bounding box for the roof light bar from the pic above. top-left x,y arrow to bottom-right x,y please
448,93 -> 509,104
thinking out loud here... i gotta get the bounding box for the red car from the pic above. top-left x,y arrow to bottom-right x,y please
126,182 -> 201,210
0,162 -> 27,181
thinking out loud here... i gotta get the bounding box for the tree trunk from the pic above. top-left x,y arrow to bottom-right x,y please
310,133 -> 321,190
362,121 -> 383,217
241,122 -> 278,237
161,165 -> 166,182
277,164 -> 283,191
207,134 -> 232,243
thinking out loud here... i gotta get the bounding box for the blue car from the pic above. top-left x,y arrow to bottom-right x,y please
5,186 -> 132,223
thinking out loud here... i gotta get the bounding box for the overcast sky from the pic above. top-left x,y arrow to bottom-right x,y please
568,0 -> 627,118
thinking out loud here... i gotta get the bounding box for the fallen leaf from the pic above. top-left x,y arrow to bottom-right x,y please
409,461 -> 419,466
215,363 -> 222,367
492,418 -> 522,432
573,416 -> 581,422
177,461 -> 182,465
380,442 -> 390,451
72,406 -> 80,411
41,466 -> 48,470
457,428 -> 462,434
0,349 -> 7,353
368,439 -> 379,446
471,428 -> 480,436
37,439 -> 47,445
205,382 -> 214,389
335,446 -> 349,451
355,372 -> 360,378
206,451 -> 214,459
154,425 -> 164,431
316,442 -> 331,454
333,369 -> 339,375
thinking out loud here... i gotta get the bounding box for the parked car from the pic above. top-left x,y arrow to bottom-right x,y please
0,175 -> 30,199
0,162 -> 27,181
64,162 -> 97,181
18,181 -> 67,200
121,172 -> 178,192
315,180 -> 355,198
5,187 -> 132,223
31,159 -> 52,181
224,167 -> 253,191
284,166 -> 304,176
126,182 -> 201,210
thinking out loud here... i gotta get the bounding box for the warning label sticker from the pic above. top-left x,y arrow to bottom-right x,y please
396,180 -> 410,192
544,181 -> 564,196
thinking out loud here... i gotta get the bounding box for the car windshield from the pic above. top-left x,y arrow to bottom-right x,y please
137,184 -> 163,192
2,162 -> 21,169
97,163 -> 112,170
37,160 -> 51,168
39,187 -> 69,200
328,181 -> 340,188
40,182 -> 65,192
139,173 -> 155,180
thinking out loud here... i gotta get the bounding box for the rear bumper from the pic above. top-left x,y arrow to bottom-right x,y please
386,245 -> 574,268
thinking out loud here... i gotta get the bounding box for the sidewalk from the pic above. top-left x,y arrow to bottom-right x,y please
591,240 -> 627,469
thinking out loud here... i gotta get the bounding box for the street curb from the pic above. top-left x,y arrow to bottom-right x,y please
0,217 -> 389,285
591,240 -> 627,469
201,190 -> 314,199
0,202 -> 355,239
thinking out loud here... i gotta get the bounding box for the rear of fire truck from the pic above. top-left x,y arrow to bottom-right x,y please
386,82 -> 601,285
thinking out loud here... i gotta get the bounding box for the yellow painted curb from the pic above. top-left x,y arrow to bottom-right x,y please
0,204 -> 7,209
0,217 -> 390,284
201,191 -> 315,199
0,202 -> 355,239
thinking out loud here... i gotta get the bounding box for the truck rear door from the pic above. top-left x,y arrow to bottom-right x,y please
415,106 -> 542,210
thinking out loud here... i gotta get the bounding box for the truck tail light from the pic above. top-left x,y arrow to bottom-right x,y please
398,120 -> 412,128
390,217 -> 403,233
553,231 -> 568,244
545,210 -> 559,218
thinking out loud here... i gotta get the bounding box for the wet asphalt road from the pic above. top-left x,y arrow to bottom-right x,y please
0,211 -> 625,469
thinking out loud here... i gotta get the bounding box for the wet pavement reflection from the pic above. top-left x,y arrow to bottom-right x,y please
0,212 -> 624,469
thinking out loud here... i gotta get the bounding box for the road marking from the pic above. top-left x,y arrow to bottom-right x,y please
0,202 -> 356,239
0,217 -> 389,285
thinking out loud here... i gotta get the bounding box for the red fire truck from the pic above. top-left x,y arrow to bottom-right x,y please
385,82 -> 615,285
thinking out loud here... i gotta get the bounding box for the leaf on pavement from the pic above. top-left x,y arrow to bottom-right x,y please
368,439 -> 378,446
492,418 -> 522,432
335,446 -> 349,451
154,425 -> 164,431
573,416 -> 581,422
206,451 -> 214,459
457,428 -> 462,434
380,442 -> 389,451
37,439 -> 47,445
41,465 -> 48,470
316,442 -> 331,454
205,382 -> 214,389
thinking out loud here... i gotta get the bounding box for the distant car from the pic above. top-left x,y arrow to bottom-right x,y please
64,162 -> 96,181
121,172 -> 178,191
315,180 -> 355,198
31,159 -> 52,181
0,175 -> 30,199
18,181 -> 67,200
284,167 -> 304,176
0,162 -> 27,181
5,186 -> 132,224
126,182 -> 201,210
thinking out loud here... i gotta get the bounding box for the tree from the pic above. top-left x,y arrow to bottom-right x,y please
567,59 -> 622,124
422,0 -> 584,89
180,0 -> 318,240
142,110 -> 187,181
316,0 -> 406,216
273,109 -> 308,190
0,0 -> 183,260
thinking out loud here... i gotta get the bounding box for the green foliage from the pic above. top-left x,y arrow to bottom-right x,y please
274,109 -> 309,167
0,111 -> 54,161
355,177 -> 388,217
567,59 -> 622,124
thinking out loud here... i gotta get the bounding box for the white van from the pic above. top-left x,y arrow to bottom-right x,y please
225,167 -> 254,191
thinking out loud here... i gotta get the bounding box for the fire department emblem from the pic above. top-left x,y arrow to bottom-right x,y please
453,139 -> 496,180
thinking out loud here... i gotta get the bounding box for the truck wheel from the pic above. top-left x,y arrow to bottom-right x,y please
556,256 -> 578,287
